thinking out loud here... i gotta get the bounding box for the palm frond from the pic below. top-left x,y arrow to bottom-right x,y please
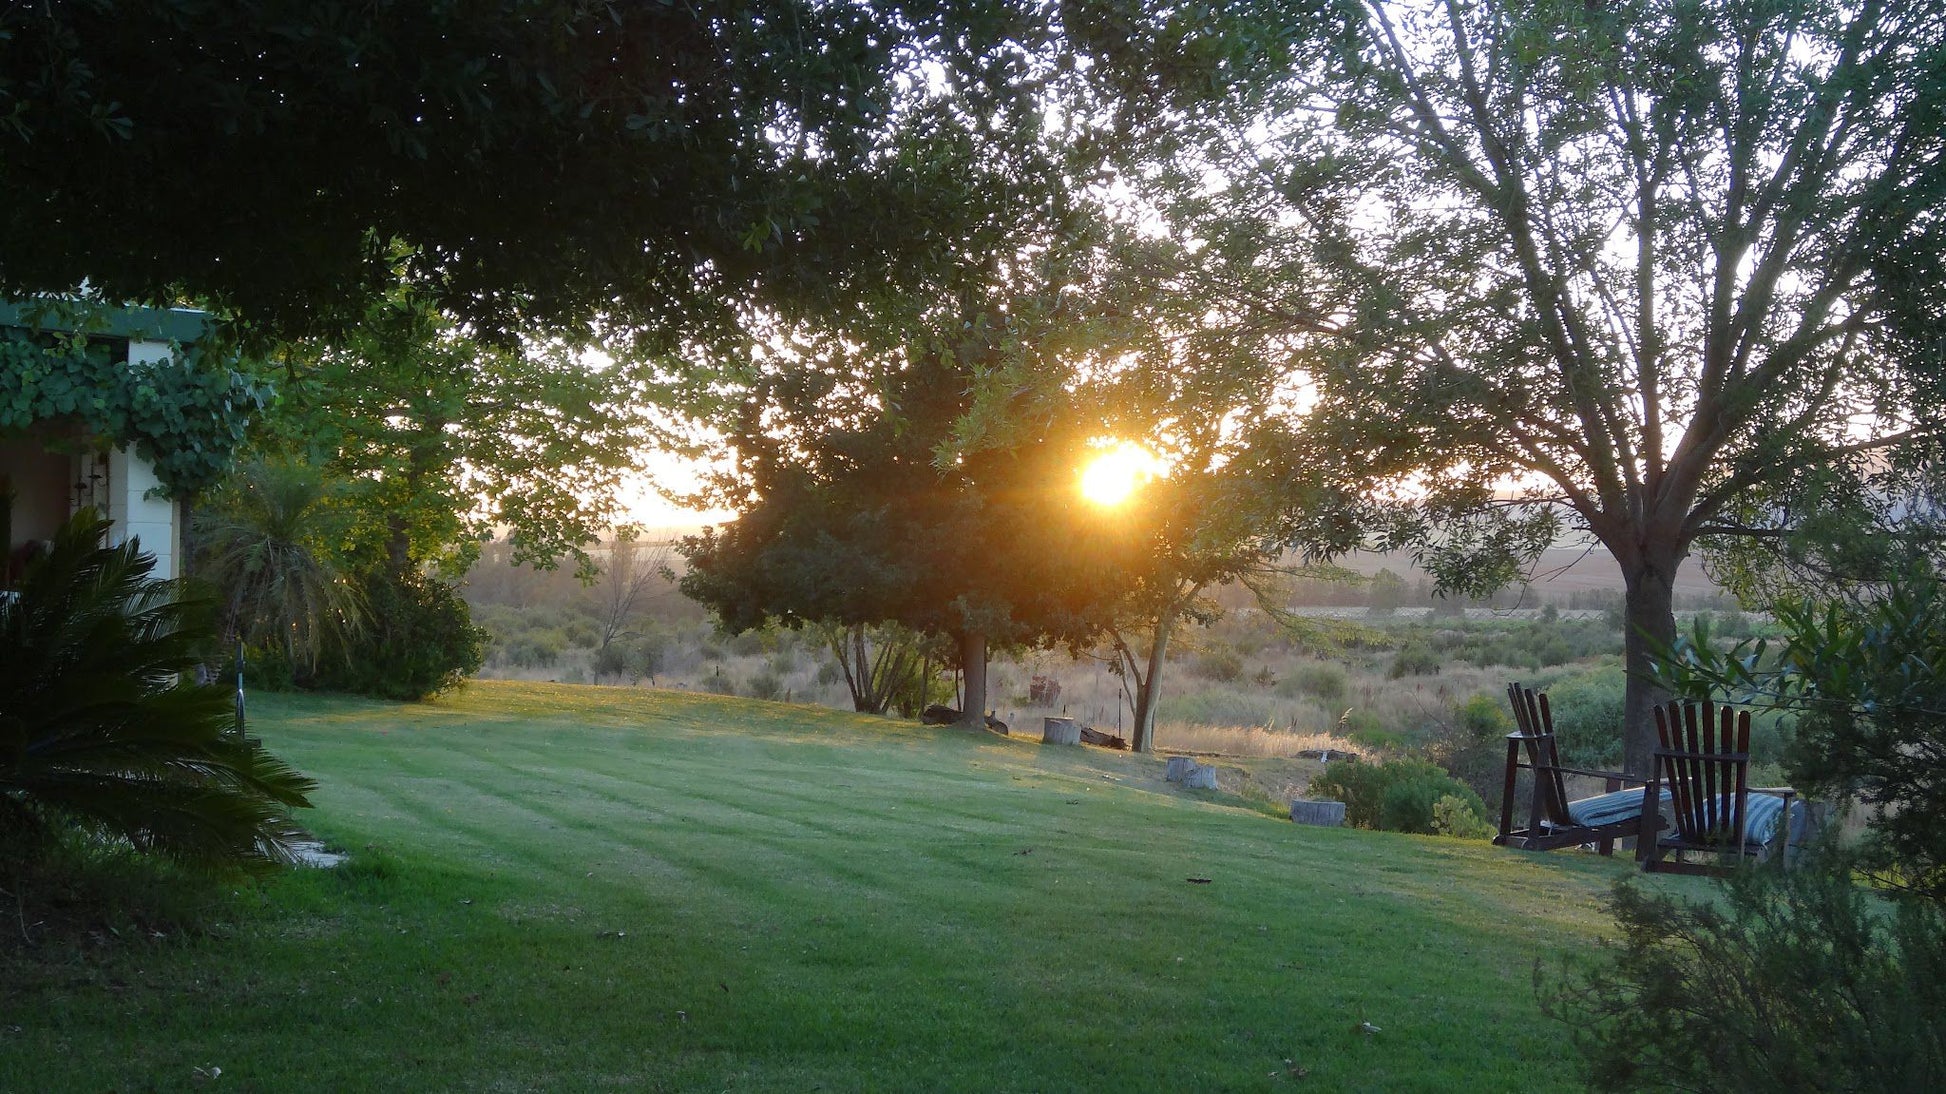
0,511 -> 317,870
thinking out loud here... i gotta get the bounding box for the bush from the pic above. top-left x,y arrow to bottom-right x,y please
1661,568 -> 1946,901
701,670 -> 737,695
1429,692 -> 1516,808
503,631 -> 564,669
745,669 -> 786,701
1283,662 -> 1348,704
1549,854 -> 1946,1091
1311,758 -> 1484,834
1431,794 -> 1494,839
1194,648 -> 1245,682
314,567 -> 486,701
1389,641 -> 1441,678
1544,672 -> 1626,769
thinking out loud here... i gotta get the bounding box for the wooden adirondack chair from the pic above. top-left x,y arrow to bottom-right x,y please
1496,683 -> 1657,855
1639,699 -> 1805,875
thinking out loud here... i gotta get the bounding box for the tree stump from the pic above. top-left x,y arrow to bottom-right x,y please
1182,764 -> 1219,790
1042,716 -> 1080,745
1165,755 -> 1197,783
1290,799 -> 1347,827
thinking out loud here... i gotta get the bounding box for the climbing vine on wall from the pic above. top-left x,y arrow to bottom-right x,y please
0,331 -> 267,495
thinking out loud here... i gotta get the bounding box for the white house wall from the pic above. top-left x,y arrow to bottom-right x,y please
103,338 -> 182,579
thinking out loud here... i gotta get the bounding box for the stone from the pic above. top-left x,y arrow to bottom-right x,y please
1290,799 -> 1347,826
1182,763 -> 1219,790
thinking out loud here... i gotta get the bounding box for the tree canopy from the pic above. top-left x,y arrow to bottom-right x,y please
0,0 -> 1067,344
1075,0 -> 1946,771
679,317 -> 1136,725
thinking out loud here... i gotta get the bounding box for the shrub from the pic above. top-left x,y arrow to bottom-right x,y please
1549,854 -> 1946,1091
1431,794 -> 1494,839
1544,672 -> 1626,769
1660,568 -> 1946,902
1194,648 -> 1245,682
1388,640 -> 1441,678
314,567 -> 486,701
504,631 -> 564,669
1284,662 -> 1348,704
591,633 -> 665,683
1312,758 -> 1484,834
701,670 -> 737,695
1453,692 -> 1512,740
745,669 -> 786,701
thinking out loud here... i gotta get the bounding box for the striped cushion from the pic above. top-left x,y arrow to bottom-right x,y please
1740,792 -> 1808,847
1654,791 -> 1808,847
1555,786 -> 1671,829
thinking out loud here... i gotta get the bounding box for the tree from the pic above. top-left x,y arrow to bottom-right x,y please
193,458 -> 367,678
818,622 -> 945,716
1089,455 -> 1302,752
1073,0 -> 1946,773
214,293 -> 639,697
0,0 -> 1067,344
680,336 -> 1132,728
592,532 -> 676,654
259,291 -> 660,579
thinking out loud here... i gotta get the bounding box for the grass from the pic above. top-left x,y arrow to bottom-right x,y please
3,680 -> 1672,1091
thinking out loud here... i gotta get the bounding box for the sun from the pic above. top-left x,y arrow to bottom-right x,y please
1079,442 -> 1161,507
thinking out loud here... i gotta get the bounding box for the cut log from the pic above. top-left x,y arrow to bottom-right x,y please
1182,763 -> 1219,790
1290,799 -> 1347,826
1165,755 -> 1197,783
1042,717 -> 1080,745
1078,726 -> 1128,750
921,704 -> 959,726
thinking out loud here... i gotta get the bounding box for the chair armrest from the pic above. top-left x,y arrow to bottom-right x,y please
1530,762 -> 1646,786
1750,786 -> 1799,796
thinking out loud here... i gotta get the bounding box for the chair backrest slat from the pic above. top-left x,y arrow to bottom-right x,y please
1507,682 -> 1571,825
1655,698 -> 1752,847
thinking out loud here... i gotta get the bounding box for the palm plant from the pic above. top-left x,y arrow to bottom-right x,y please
194,458 -> 366,675
0,510 -> 315,868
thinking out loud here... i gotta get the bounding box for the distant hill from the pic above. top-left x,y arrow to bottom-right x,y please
1315,543 -> 1727,599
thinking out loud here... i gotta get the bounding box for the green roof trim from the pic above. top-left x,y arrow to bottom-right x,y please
0,299 -> 212,345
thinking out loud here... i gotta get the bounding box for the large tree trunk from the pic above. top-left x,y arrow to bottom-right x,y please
1619,552 -> 1681,778
957,630 -> 988,730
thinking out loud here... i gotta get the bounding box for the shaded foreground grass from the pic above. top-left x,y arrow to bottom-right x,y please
5,681 -> 1649,1091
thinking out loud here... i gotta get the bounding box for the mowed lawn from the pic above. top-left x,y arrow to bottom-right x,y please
7,681 -> 1654,1092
